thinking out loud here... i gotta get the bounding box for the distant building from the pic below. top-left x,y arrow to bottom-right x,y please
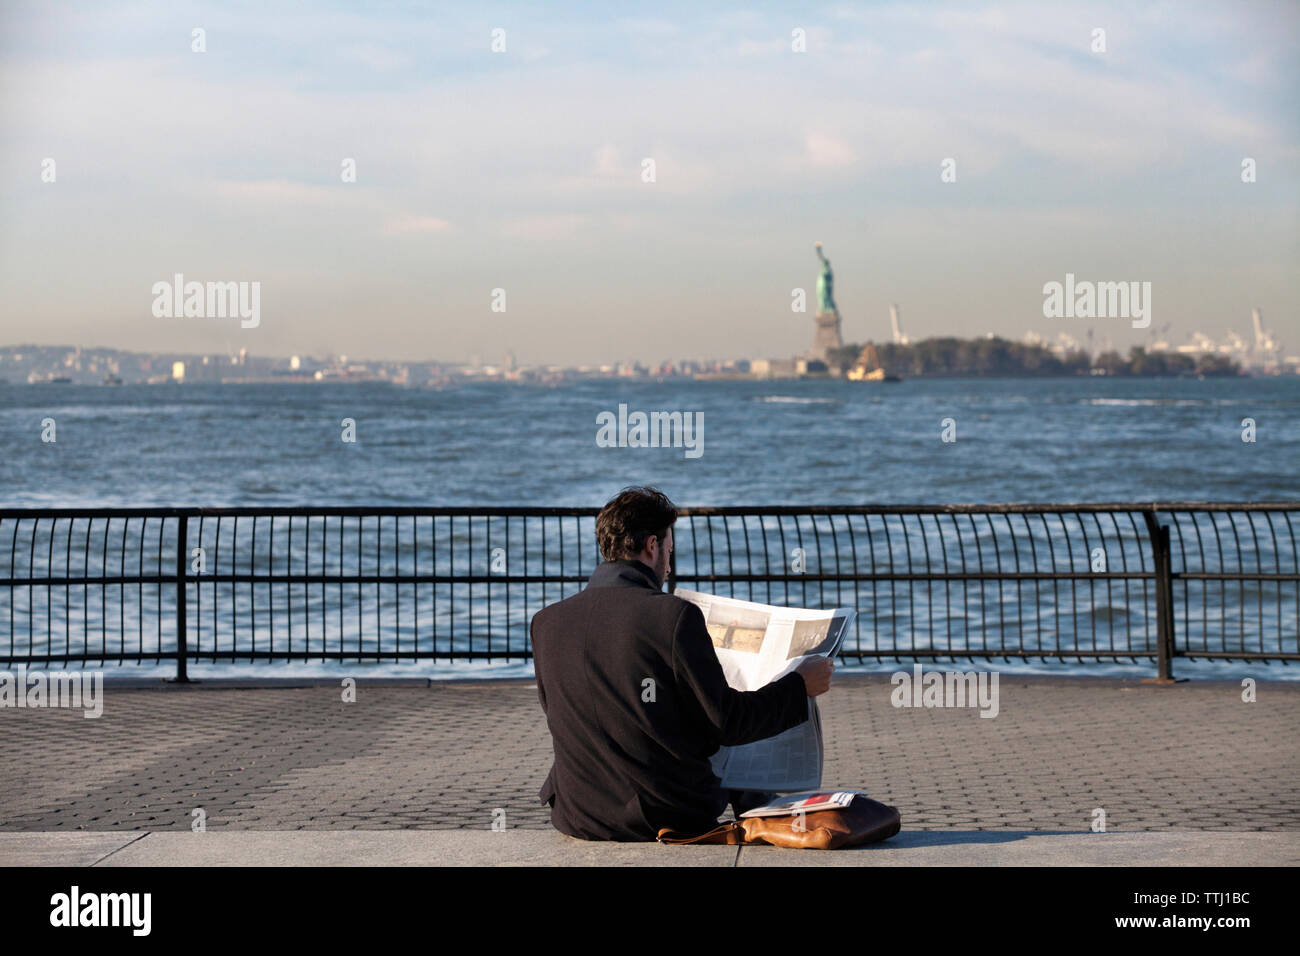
751,358 -> 798,379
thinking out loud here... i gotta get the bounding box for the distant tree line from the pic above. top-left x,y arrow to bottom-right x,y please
827,338 -> 1241,378
1093,347 -> 1239,377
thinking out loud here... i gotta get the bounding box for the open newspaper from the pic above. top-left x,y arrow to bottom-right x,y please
674,588 -> 855,792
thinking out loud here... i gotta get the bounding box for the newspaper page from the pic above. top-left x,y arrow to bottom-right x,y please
673,588 -> 855,792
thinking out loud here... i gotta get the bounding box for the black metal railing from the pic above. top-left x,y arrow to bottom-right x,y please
0,504 -> 1296,681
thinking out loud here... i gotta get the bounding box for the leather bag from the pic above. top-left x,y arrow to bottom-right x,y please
657,794 -> 901,850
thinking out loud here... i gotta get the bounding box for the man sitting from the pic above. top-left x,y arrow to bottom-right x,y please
531,486 -> 833,841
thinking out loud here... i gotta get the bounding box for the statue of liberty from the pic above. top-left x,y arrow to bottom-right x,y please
813,241 -> 837,314
810,241 -> 843,361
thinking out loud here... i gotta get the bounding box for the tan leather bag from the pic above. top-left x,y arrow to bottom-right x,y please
657,794 -> 901,850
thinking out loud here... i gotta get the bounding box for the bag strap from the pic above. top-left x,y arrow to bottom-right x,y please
656,821 -> 746,845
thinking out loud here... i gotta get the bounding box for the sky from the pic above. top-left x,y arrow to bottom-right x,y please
1,0 -> 1297,366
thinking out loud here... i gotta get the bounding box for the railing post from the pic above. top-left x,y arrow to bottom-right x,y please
1143,511 -> 1177,684
172,513 -> 191,683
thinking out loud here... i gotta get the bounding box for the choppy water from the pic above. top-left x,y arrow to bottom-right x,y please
2,376 -> 1297,680
3,376 -> 1298,506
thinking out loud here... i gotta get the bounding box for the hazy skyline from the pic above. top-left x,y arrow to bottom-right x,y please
2,0 -> 1297,366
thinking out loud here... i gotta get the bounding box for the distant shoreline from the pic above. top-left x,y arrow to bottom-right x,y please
4,371 -> 1293,387
3,334 -> 1292,386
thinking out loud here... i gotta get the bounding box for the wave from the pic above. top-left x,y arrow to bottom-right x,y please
1084,398 -> 1207,407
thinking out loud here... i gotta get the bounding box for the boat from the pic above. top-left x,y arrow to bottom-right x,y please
846,344 -> 902,382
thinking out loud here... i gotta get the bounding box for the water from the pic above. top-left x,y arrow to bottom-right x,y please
3,376 -> 1297,506
3,376 -> 1298,681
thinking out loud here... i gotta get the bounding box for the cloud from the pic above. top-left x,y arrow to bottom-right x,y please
501,215 -> 586,240
593,144 -> 621,177
340,43 -> 412,73
384,215 -> 453,234
615,19 -> 679,37
208,181 -> 452,237
210,180 -> 344,205
803,133 -> 856,168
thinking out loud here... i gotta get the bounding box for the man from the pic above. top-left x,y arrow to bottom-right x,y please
532,486 -> 834,841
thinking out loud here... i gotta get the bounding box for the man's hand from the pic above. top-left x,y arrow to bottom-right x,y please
795,656 -> 834,697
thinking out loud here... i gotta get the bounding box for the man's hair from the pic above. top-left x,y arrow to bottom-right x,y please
596,486 -> 678,561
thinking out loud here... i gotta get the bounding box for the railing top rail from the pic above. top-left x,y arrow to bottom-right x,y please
0,502 -> 1295,519
679,503 -> 1299,515
0,507 -> 601,518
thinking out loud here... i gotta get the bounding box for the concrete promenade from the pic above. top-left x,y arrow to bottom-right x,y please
1,674 -> 1297,866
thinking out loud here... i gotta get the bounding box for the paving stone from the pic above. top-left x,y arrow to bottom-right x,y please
0,675 -> 1295,833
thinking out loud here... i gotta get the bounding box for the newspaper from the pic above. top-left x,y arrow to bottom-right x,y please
673,588 -> 855,792
739,790 -> 862,818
